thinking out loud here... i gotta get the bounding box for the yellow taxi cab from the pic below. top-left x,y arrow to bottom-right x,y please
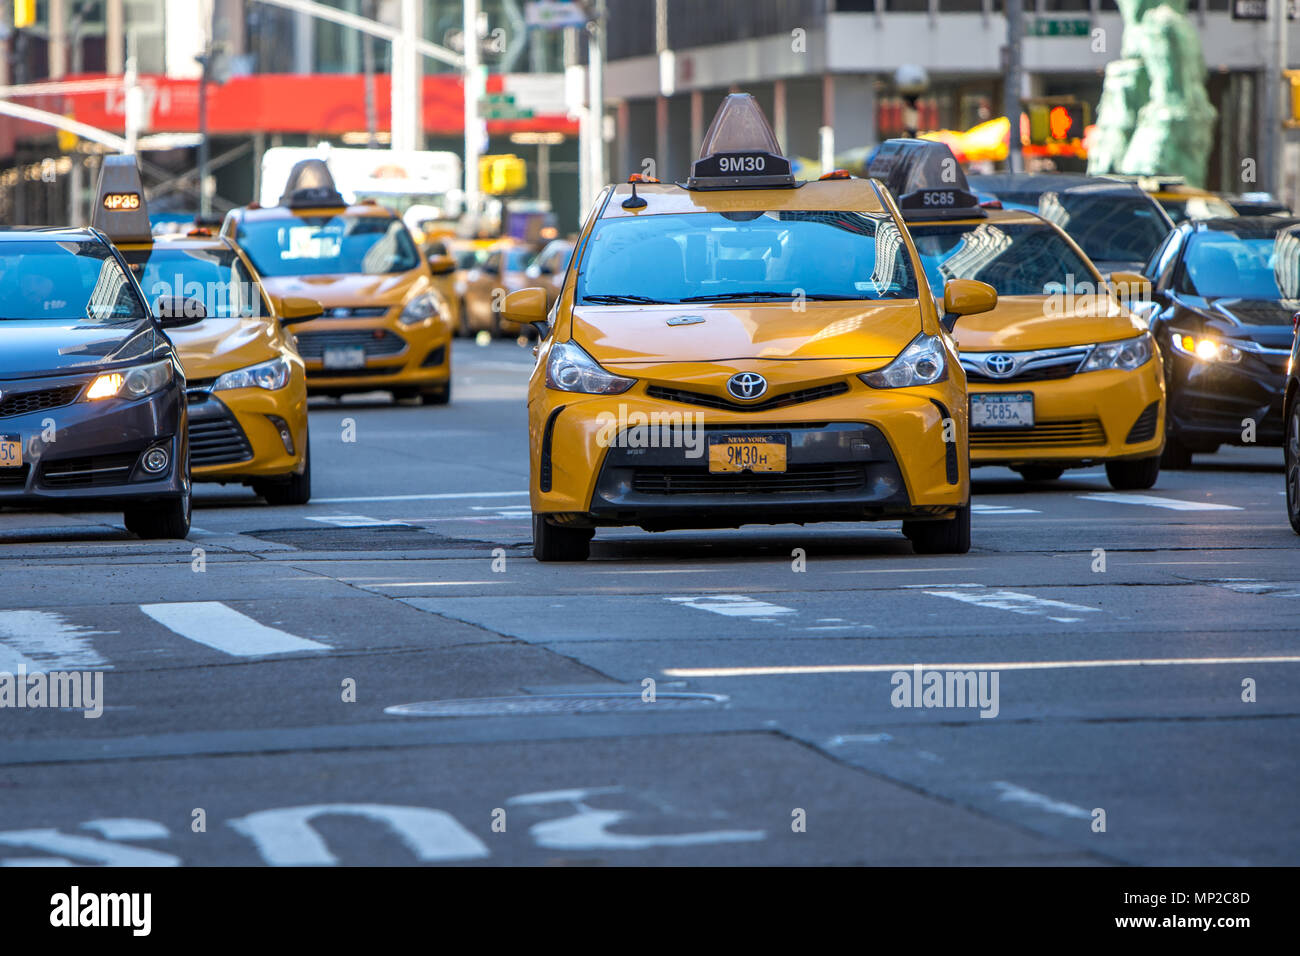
503,95 -> 998,561
1109,175 -> 1237,224
92,156 -> 317,504
222,160 -> 454,404
869,142 -> 1166,488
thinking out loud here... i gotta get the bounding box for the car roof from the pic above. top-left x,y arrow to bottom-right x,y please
233,201 -> 397,222
0,226 -> 104,242
906,207 -> 1046,228
968,173 -> 1146,198
1189,215 -> 1300,236
598,178 -> 889,219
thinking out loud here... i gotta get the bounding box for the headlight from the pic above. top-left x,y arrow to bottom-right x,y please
213,356 -> 292,392
399,294 -> 441,326
85,359 -> 173,401
1167,330 -> 1242,364
545,340 -> 635,394
1080,332 -> 1155,372
859,333 -> 948,389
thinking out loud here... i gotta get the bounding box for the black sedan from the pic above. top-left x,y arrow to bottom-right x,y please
0,228 -> 199,537
1138,217 -> 1299,468
1286,320 -> 1300,533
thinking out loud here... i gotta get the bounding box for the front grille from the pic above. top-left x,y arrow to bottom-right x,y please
971,418 -> 1107,447
646,381 -> 850,413
323,306 -> 389,319
960,348 -> 1089,384
189,416 -> 253,467
630,464 -> 866,495
40,452 -> 139,487
1125,401 -> 1160,444
0,384 -> 81,419
295,329 -> 407,359
964,360 -> 1081,384
0,464 -> 29,487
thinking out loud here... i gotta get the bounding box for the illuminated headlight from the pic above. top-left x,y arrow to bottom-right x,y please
85,359 -> 173,401
213,356 -> 292,391
1080,332 -> 1155,373
859,333 -> 948,389
545,340 -> 635,395
1168,330 -> 1242,364
399,294 -> 441,326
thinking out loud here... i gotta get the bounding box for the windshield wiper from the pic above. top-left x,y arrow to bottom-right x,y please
581,294 -> 670,304
678,291 -> 800,302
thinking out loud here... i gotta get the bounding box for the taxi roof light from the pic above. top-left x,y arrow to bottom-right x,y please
279,158 -> 347,209
685,93 -> 796,191
866,138 -> 985,222
91,155 -> 153,244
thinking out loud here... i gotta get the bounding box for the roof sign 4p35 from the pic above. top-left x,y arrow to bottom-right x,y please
91,155 -> 153,244
686,93 -> 796,191
867,138 -> 984,221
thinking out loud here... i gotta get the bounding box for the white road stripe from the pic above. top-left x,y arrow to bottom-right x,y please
992,782 -> 1091,819
313,491 -> 529,504
972,503 -> 1041,515
0,610 -> 109,673
666,594 -> 797,617
663,654 -> 1300,678
306,515 -> 412,528
365,581 -> 502,588
140,602 -> 329,657
922,585 -> 1099,618
1078,493 -> 1241,511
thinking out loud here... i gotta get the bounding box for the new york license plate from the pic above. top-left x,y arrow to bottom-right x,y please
323,347 -> 366,370
708,434 -> 788,473
0,434 -> 22,468
971,392 -> 1034,429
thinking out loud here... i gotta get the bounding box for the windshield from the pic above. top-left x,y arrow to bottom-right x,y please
1159,196 -> 1236,224
123,246 -> 270,319
236,214 -> 421,277
909,221 -> 1098,296
997,192 -> 1169,265
1176,229 -> 1300,299
577,211 -> 919,304
0,240 -> 146,323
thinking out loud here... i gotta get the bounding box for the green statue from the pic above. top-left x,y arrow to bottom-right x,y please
1087,0 -> 1217,187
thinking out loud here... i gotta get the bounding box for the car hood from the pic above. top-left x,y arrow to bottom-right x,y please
953,295 -> 1146,352
258,270 -> 427,308
1191,297 -> 1298,350
168,317 -> 285,381
0,319 -> 159,380
572,301 -> 924,366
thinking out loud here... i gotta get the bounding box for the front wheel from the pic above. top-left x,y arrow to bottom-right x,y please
533,513 -> 593,562
125,488 -> 192,540
1286,400 -> 1300,534
1105,455 -> 1160,490
902,503 -> 971,555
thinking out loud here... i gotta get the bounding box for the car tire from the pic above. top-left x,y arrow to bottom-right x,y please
533,513 -> 593,562
254,437 -> 312,506
124,487 -> 192,540
421,382 -> 451,405
458,299 -> 471,337
1286,399 -> 1300,534
490,309 -> 503,338
903,503 -> 971,555
1105,455 -> 1160,490
1013,465 -> 1064,482
1161,429 -> 1194,469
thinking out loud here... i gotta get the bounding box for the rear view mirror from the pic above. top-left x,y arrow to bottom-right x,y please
502,287 -> 548,327
427,254 -> 456,276
940,279 -> 997,332
279,296 -> 324,326
154,296 -> 207,328
1108,271 -> 1152,303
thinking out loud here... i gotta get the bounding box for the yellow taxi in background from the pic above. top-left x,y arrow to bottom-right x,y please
870,142 -> 1166,488
223,160 -> 454,404
1108,175 -> 1237,224
505,95 -> 997,561
93,156 -> 317,504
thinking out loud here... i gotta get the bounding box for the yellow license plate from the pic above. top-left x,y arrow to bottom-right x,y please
0,435 -> 22,469
708,435 -> 788,473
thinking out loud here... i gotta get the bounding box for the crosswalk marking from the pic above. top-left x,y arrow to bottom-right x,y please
919,585 -> 1099,619
305,515 -> 412,528
140,603 -> 329,657
972,503 -> 1041,515
1078,493 -> 1242,511
666,594 -> 797,618
0,610 -> 109,674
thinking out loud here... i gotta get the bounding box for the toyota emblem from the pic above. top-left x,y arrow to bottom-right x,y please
726,372 -> 768,401
983,354 -> 1016,378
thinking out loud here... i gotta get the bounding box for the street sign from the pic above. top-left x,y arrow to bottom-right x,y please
478,93 -> 536,120
1027,17 -> 1090,37
1231,0 -> 1298,18
525,1 -> 590,29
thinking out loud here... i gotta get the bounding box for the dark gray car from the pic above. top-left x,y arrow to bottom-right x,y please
0,228 -> 195,538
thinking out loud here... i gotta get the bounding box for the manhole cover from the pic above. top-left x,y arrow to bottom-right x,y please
384,692 -> 727,717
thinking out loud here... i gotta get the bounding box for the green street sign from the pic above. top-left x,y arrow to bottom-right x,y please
1028,17 -> 1091,37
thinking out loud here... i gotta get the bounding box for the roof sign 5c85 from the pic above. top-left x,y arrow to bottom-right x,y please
867,138 -> 984,221
91,155 -> 153,244
686,93 -> 796,191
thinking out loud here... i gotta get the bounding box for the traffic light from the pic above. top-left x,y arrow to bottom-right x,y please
14,0 -> 35,29
479,154 -> 527,195
1026,101 -> 1089,145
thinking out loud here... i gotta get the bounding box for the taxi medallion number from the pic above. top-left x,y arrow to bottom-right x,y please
0,434 -> 23,468
970,392 -> 1034,429
323,347 -> 366,370
708,434 -> 788,474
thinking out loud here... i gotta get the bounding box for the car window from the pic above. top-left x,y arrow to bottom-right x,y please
1035,192 -> 1171,265
1147,229 -> 1184,288
908,221 -> 1097,296
0,239 -> 147,323
577,211 -> 919,304
122,246 -> 270,319
1175,230 -> 1300,299
236,214 -> 420,277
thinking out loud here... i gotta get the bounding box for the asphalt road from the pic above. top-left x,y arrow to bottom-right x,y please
1,338 -> 1297,866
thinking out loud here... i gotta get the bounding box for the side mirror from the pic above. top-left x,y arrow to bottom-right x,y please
502,287 -> 548,330
1108,271 -> 1152,303
427,254 -> 456,276
940,279 -> 997,332
154,296 -> 207,328
279,296 -> 325,326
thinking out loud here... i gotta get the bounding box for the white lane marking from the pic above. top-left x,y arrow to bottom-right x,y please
1206,578 -> 1300,598
1078,493 -> 1241,511
598,568 -> 722,575
826,733 -> 892,746
922,585 -> 1099,618
79,819 -> 170,841
0,830 -> 180,866
663,654 -> 1300,678
832,568 -> 964,574
666,594 -> 797,617
139,602 -> 329,657
993,782 -> 1091,819
228,804 -> 489,866
972,503 -> 1041,515
306,515 -> 411,528
0,610 -> 110,674
313,491 -> 529,504
365,581 -> 502,588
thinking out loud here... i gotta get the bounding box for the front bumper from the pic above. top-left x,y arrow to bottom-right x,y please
0,373 -> 187,509
1167,347 -> 1290,447
186,380 -> 308,482
968,364 -> 1165,467
293,316 -> 452,393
